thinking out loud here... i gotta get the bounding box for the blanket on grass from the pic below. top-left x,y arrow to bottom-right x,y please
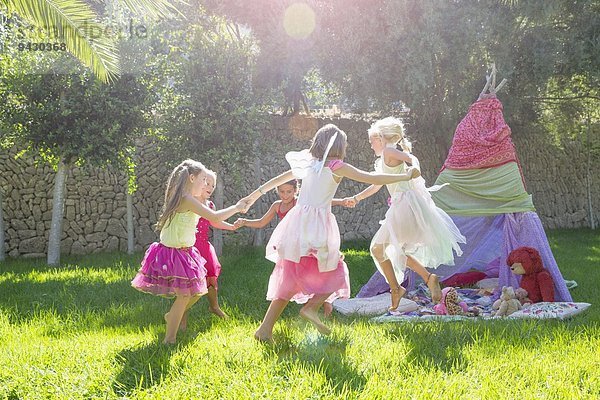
335,284 -> 590,321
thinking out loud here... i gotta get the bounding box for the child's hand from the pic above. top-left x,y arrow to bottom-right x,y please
407,167 -> 421,179
343,197 -> 357,208
236,199 -> 250,213
240,194 -> 258,211
233,218 -> 246,229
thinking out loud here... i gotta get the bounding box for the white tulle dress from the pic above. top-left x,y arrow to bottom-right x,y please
370,156 -> 466,285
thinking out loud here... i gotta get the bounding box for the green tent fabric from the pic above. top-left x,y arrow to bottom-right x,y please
432,162 -> 535,216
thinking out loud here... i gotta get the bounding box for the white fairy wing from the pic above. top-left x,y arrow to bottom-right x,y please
285,149 -> 317,179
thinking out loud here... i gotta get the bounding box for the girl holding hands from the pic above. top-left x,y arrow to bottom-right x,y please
348,117 -> 465,311
235,179 -> 353,317
243,124 -> 420,342
131,160 -> 248,344
234,180 -> 299,229
192,169 -> 236,320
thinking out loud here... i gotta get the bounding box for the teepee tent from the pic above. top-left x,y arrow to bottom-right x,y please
358,93 -> 573,302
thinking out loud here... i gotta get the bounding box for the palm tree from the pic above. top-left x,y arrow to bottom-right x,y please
1,0 -> 182,82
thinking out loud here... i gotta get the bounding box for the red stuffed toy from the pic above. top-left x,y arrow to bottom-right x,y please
506,246 -> 555,303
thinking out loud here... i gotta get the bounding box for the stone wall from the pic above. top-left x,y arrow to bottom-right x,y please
1,115 -> 598,258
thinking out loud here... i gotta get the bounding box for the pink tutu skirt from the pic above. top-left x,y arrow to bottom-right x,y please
266,255 -> 350,304
194,240 -> 221,289
371,179 -> 466,285
131,242 -> 208,298
266,205 -> 342,272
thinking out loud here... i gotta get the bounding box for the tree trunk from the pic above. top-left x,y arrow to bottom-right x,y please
213,164 -> 224,256
0,190 -> 5,262
127,191 -> 135,254
47,159 -> 68,266
586,118 -> 596,229
252,155 -> 265,246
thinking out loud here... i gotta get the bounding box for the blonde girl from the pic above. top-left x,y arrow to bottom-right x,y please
191,169 -> 237,320
348,117 -> 466,310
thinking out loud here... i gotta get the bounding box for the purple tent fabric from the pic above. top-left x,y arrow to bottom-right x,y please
356,212 -> 572,302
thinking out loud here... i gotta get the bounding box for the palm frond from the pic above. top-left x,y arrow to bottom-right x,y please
120,0 -> 186,19
4,0 -> 120,82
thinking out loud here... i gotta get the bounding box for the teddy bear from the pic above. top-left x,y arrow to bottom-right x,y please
433,287 -> 480,316
434,287 -> 467,315
492,286 -> 522,317
514,287 -> 531,306
506,246 -> 555,303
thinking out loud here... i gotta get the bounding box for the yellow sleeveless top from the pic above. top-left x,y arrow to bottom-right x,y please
376,158 -> 412,195
160,211 -> 199,248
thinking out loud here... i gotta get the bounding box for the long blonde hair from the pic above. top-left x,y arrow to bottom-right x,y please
309,124 -> 347,160
156,159 -> 206,231
368,117 -> 412,153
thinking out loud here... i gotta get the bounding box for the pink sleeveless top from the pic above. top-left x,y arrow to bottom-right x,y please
276,198 -> 297,220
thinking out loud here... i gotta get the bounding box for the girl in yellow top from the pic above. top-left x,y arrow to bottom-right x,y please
132,159 -> 248,344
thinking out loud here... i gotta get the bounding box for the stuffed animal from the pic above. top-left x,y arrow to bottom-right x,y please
514,287 -> 531,306
434,287 -> 469,315
492,286 -> 522,317
507,246 -> 555,303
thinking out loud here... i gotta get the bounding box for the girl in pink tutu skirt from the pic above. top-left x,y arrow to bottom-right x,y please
348,117 -> 466,311
244,124 -> 420,342
192,168 -> 237,320
131,159 -> 247,344
235,180 -> 353,318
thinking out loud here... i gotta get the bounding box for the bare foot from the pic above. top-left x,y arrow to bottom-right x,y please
426,273 -> 442,304
179,311 -> 188,332
389,286 -> 406,311
254,329 -> 274,344
323,302 -> 333,318
163,313 -> 176,344
208,306 -> 228,319
299,307 -> 331,335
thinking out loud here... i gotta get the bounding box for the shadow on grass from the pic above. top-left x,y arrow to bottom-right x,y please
378,317 -> 598,373
296,333 -> 367,394
383,322 -> 478,372
112,316 -> 235,397
112,339 -> 175,397
0,274 -> 247,341
263,328 -> 366,395
0,249 -> 271,333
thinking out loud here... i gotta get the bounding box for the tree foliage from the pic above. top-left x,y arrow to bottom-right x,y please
331,1 -> 598,139
199,0 -> 319,115
197,0 -> 598,145
0,68 -> 148,169
143,10 -> 270,175
0,0 -> 184,82
0,35 -> 150,264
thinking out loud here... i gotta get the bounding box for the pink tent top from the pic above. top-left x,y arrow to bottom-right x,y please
441,97 -> 518,171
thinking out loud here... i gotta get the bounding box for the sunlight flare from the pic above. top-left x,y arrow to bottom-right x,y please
283,2 -> 316,39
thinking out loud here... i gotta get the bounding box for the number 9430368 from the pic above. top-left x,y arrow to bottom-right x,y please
18,42 -> 67,51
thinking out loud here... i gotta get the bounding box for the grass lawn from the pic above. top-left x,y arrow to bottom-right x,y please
0,229 -> 598,399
